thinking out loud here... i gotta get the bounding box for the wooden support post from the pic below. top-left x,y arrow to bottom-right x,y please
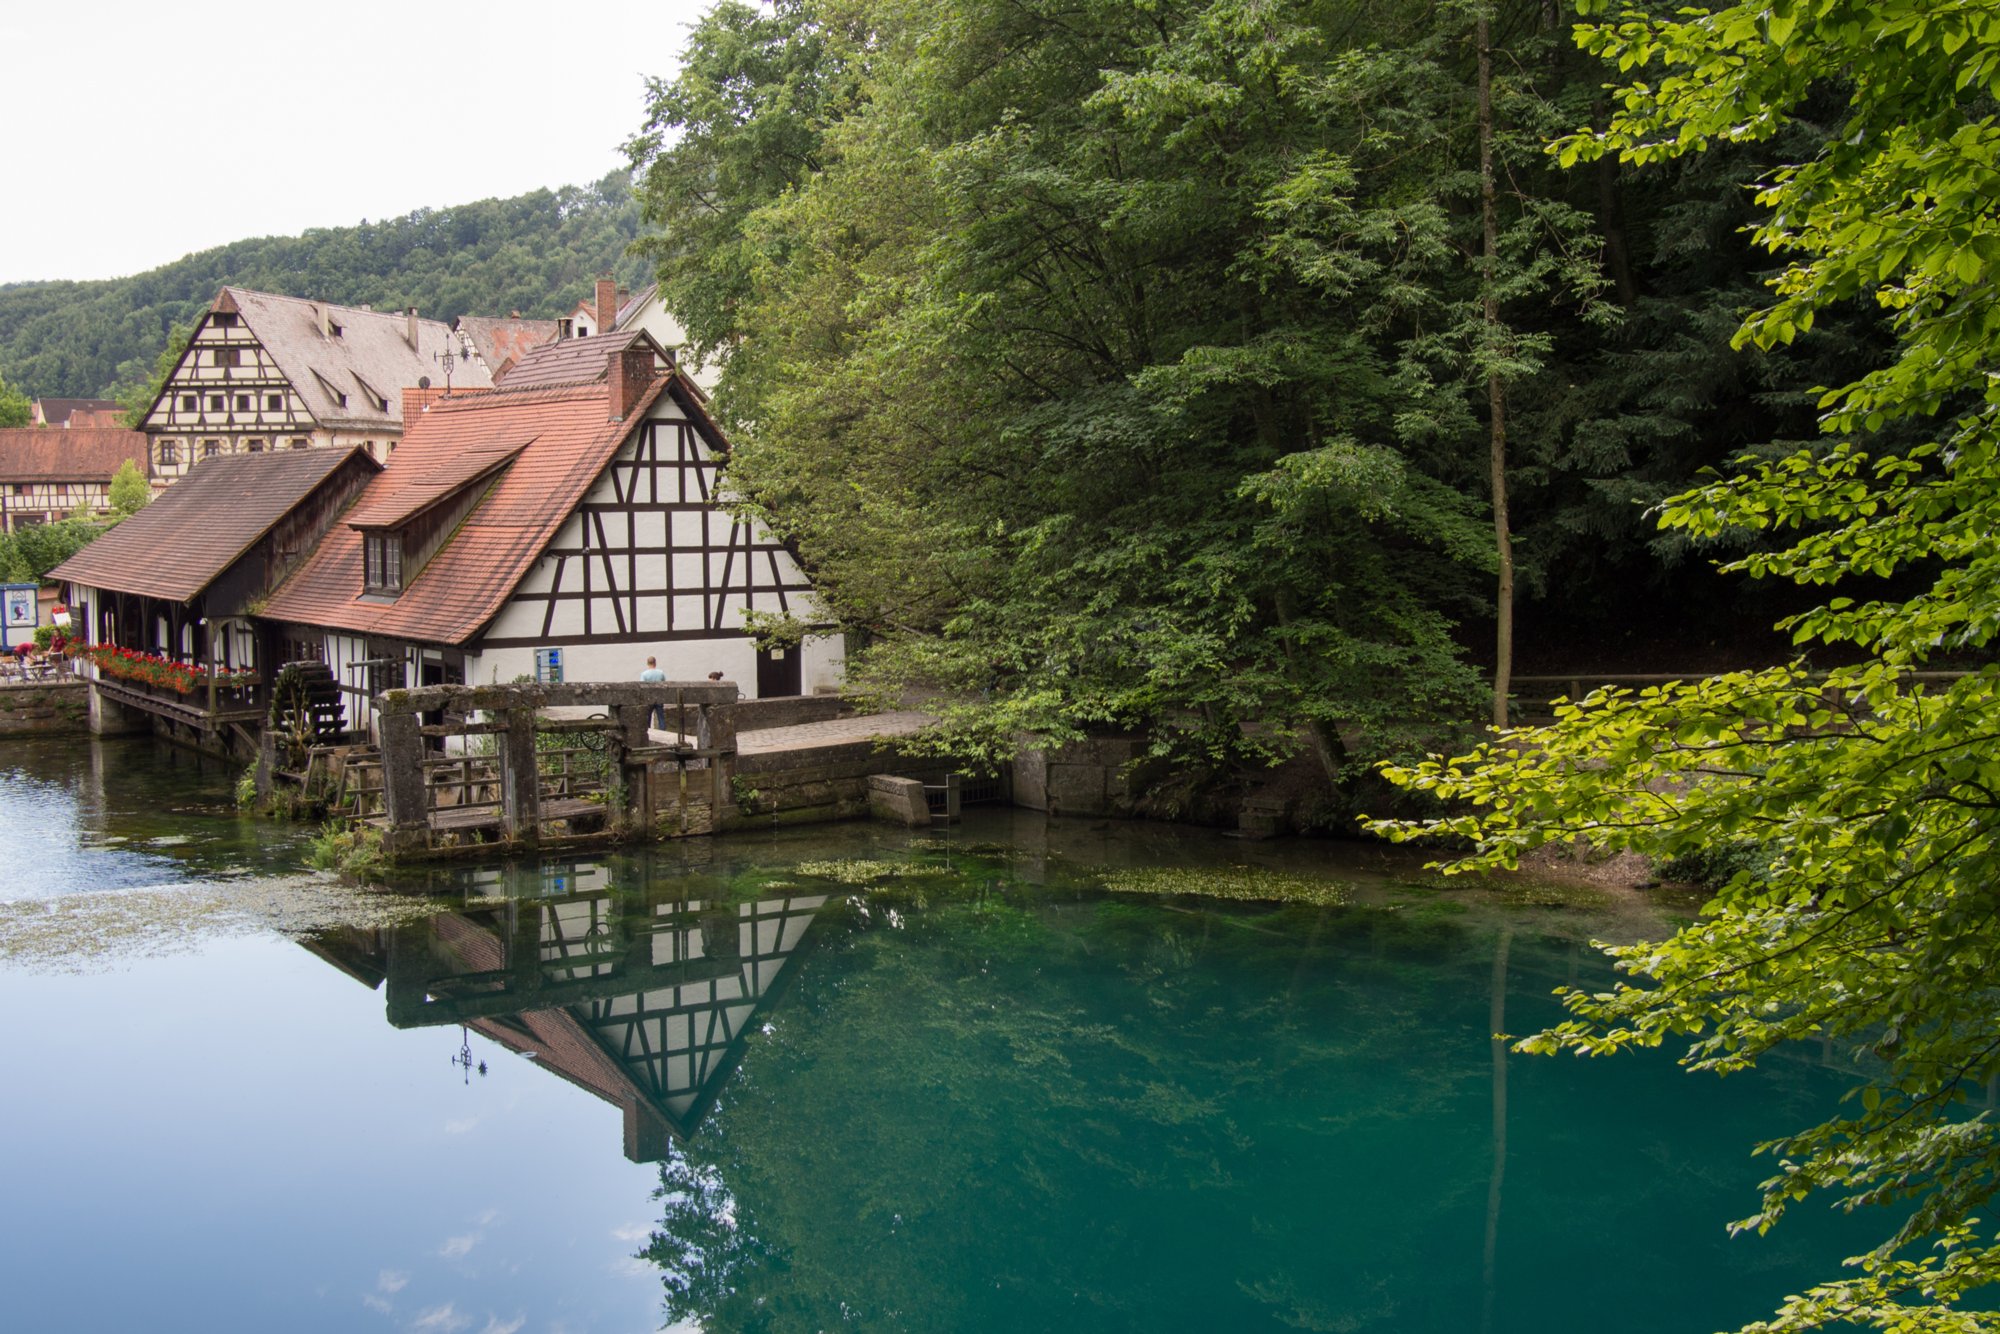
610,702 -> 650,830
499,707 -> 540,846
254,727 -> 277,803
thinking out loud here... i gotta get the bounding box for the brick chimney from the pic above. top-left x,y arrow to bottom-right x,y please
596,276 -> 619,337
406,306 -> 420,350
607,343 -> 655,421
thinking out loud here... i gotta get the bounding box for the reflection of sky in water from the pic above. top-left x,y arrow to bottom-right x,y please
0,936 -> 664,1333
0,734 -> 307,899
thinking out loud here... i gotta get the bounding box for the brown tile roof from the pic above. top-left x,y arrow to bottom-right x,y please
50,447 -> 378,603
0,428 -> 149,483
187,288 -> 493,432
615,284 -> 657,329
31,398 -> 120,426
494,329 -> 648,390
261,369 -> 677,645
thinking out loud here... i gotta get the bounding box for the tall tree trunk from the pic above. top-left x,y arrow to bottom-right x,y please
1481,927 -> 1513,1334
1478,4 -> 1515,729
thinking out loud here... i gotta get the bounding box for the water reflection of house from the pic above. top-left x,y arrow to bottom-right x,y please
305,879 -> 828,1161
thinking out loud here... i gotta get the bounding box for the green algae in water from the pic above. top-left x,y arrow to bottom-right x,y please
1492,881 -> 1613,910
0,877 -> 448,973
1095,865 -> 1354,906
797,858 -> 937,885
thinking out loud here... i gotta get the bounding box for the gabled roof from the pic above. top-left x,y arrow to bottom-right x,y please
616,283 -> 657,329
51,447 -> 377,604
184,288 -> 493,431
260,365 -> 683,645
457,314 -> 561,378
0,428 -> 148,483
31,398 -> 120,427
496,328 -> 652,390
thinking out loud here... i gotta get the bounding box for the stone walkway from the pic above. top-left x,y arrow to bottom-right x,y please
737,710 -> 935,755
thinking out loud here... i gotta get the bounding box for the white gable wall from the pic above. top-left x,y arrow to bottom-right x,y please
476,391 -> 841,697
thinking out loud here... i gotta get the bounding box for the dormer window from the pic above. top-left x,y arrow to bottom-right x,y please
352,373 -> 389,413
346,435 -> 532,601
312,369 -> 349,409
364,532 -> 403,593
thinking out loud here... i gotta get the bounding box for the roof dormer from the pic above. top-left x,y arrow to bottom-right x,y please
346,435 -> 533,597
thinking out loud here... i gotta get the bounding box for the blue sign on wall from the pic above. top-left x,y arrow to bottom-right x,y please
534,648 -> 563,684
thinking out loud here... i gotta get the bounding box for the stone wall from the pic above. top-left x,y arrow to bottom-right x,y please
724,739 -> 953,830
0,680 -> 89,736
732,694 -> 855,734
1012,734 -> 1152,817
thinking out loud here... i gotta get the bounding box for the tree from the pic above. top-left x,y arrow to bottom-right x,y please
625,0 -> 870,366
115,323 -> 191,428
0,170 -> 649,400
1376,2 -> 2000,1328
108,459 -> 150,516
0,369 -> 28,427
639,0 -> 1657,793
3,518 -> 104,583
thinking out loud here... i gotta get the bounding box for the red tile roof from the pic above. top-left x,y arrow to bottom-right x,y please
0,428 -> 148,483
344,435 -> 532,529
260,371 -> 674,645
50,447 -> 377,603
495,329 -> 648,390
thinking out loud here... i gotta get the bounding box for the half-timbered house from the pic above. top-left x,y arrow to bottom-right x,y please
258,330 -> 840,734
51,447 -> 380,740
467,278 -> 716,391
0,427 -> 148,530
29,398 -> 122,428
139,287 -> 492,482
305,868 -> 830,1159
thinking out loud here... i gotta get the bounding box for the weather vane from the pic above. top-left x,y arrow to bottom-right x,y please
434,338 -> 467,397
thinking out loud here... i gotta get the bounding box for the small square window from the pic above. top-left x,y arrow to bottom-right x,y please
213,347 -> 241,368
289,437 -> 308,450
157,442 -> 179,466
179,394 -> 196,411
247,439 -> 265,453
267,394 -> 283,411
208,395 -> 224,411
203,440 -> 221,458
213,313 -> 239,329
235,394 -> 251,411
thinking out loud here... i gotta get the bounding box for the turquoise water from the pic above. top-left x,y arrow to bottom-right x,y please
0,735 -> 1874,1333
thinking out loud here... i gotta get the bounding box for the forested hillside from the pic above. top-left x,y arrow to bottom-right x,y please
626,0 -> 1892,786
0,171 -> 649,400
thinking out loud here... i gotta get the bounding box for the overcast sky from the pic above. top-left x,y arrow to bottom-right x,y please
0,0 -> 715,285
